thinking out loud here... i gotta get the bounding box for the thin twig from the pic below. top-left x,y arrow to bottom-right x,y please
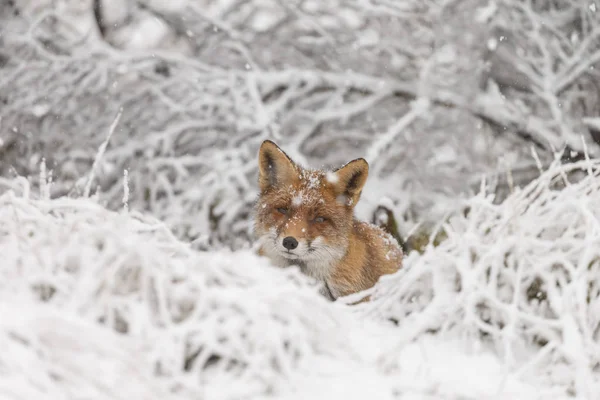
84,107 -> 123,198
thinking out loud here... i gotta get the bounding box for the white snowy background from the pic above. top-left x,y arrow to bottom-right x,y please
1,0 -> 600,399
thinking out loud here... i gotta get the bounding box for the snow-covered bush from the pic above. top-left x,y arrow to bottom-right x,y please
2,1 -> 600,396
360,158 -> 600,398
3,0 -> 598,249
1,158 -> 600,399
0,177 -> 361,399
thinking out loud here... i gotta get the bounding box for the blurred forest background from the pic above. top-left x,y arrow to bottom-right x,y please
1,0 -> 599,250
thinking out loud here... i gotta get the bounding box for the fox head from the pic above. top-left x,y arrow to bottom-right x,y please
254,140 -> 369,273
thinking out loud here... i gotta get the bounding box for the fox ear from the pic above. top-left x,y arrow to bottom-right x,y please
258,140 -> 297,192
331,158 -> 369,206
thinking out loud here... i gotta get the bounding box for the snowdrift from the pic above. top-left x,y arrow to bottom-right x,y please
1,159 -> 600,399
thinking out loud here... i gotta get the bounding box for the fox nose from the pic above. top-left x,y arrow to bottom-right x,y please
282,236 -> 298,250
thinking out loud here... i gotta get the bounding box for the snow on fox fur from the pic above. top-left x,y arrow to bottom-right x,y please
254,140 -> 402,301
1,157 -> 600,398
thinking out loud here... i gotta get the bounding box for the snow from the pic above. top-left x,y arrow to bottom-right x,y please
292,193 -> 304,207
127,17 -> 172,50
250,6 -> 287,32
0,180 -> 355,398
144,0 -> 189,13
289,169 -> 327,207
474,1 -> 498,23
2,0 -> 600,398
1,157 -> 599,399
326,171 -> 339,184
299,169 -> 321,189
97,0 -> 131,26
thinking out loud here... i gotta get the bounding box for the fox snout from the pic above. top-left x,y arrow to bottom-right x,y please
274,231 -> 310,257
282,236 -> 298,250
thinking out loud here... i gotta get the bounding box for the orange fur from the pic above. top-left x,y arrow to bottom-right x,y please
254,140 -> 402,301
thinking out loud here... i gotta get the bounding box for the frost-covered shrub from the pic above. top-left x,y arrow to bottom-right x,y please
6,0 -> 599,249
0,178 -> 358,399
2,160 -> 600,399
360,159 -> 600,397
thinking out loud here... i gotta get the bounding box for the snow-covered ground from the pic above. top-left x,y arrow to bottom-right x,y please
1,158 -> 599,399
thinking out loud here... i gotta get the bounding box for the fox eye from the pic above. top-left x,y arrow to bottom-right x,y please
314,216 -> 326,223
276,207 -> 288,215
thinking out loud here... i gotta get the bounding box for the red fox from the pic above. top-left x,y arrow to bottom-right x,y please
254,140 -> 403,301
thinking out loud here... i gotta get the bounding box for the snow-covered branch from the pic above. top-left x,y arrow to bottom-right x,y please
362,158 -> 600,397
2,0 -> 599,246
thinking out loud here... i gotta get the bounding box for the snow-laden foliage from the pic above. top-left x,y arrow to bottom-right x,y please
0,177 -> 359,399
360,158 -> 600,398
4,0 -> 599,248
1,160 -> 600,399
